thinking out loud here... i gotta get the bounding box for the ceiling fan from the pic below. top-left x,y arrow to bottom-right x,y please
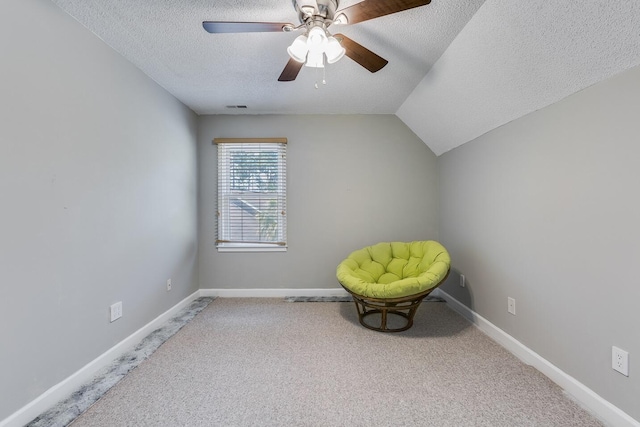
202,0 -> 431,82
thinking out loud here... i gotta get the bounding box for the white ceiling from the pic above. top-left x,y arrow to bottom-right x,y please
51,0 -> 640,155
50,0 -> 485,115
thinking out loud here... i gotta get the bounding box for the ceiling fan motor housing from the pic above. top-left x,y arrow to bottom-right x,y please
293,0 -> 338,25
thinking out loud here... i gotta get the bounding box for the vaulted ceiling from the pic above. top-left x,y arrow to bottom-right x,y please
51,0 -> 640,155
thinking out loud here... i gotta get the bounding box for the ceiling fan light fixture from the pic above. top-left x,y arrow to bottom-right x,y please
204,0 -> 432,84
325,36 -> 345,64
306,26 -> 328,52
287,35 -> 309,62
304,50 -> 324,68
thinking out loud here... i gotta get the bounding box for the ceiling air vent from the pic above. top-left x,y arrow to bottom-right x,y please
226,105 -> 248,109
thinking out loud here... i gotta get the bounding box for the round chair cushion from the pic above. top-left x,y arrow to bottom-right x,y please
336,241 -> 451,299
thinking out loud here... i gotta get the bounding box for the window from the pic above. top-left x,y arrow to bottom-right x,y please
215,138 -> 287,252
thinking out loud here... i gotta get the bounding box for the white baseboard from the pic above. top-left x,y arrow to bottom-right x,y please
435,289 -> 640,427
14,287 -> 631,427
0,290 -> 202,427
199,287 -> 350,298
2,287 -> 346,426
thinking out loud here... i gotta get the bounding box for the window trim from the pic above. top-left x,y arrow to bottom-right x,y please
214,138 -> 287,253
216,243 -> 288,253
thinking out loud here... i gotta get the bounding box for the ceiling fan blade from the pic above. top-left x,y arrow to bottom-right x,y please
334,34 -> 388,73
278,58 -> 305,81
334,0 -> 430,25
202,21 -> 295,33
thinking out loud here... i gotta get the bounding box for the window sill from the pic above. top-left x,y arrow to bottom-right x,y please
217,244 -> 287,253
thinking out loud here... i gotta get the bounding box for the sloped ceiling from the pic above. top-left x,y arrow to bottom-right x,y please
398,1 -> 640,155
51,0 -> 640,155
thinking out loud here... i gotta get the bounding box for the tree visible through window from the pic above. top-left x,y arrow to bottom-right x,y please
215,138 -> 287,249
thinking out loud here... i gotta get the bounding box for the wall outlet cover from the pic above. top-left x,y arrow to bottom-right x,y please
612,346 -> 629,376
110,301 -> 122,322
507,297 -> 516,315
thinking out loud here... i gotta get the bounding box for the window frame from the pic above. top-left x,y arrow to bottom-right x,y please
214,138 -> 287,253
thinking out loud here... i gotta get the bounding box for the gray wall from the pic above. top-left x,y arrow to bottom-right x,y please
438,65 -> 640,420
0,0 -> 199,420
199,115 -> 439,289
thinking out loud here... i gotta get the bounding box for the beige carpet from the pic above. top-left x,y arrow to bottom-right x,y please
70,299 -> 602,426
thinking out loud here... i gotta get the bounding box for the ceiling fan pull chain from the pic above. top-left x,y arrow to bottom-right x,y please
322,61 -> 327,85
314,56 -> 326,89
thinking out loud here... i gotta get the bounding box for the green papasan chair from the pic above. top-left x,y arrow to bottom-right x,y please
336,241 -> 451,332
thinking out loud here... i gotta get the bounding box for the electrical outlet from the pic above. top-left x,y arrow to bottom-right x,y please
460,274 -> 465,287
507,297 -> 516,315
612,346 -> 629,376
110,301 -> 122,322
167,279 -> 172,291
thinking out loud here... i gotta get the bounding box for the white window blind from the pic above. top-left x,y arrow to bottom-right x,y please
215,138 -> 287,250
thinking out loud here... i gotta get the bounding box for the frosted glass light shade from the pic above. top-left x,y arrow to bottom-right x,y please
307,26 -> 328,52
304,50 -> 324,68
287,35 -> 309,63
325,36 -> 345,64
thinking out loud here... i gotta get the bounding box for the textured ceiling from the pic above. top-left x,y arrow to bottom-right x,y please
398,0 -> 640,155
50,0 -> 640,155
50,0 -> 485,115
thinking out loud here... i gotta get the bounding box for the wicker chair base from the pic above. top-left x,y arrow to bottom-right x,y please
341,271 -> 450,332
342,288 -> 433,332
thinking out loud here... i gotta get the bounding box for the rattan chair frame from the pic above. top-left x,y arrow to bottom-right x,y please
341,270 -> 450,332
